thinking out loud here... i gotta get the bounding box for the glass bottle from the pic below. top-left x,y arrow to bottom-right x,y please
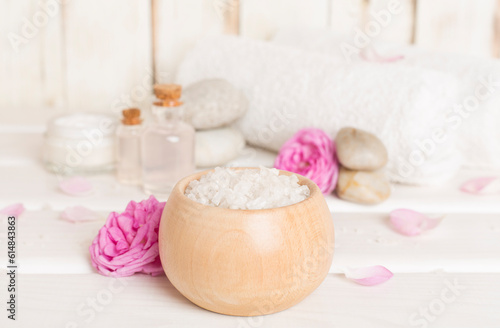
141,84 -> 195,197
116,108 -> 143,185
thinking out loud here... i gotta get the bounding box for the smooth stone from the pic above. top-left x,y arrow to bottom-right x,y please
336,127 -> 388,171
183,79 -> 248,130
196,127 -> 245,167
336,167 -> 391,205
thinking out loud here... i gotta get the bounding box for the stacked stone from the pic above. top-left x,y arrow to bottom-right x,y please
182,79 -> 248,167
335,127 -> 391,205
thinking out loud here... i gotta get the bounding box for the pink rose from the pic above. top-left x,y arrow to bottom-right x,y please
275,128 -> 339,194
89,195 -> 166,277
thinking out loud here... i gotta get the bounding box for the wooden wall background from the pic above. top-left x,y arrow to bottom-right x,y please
1,0 -> 499,126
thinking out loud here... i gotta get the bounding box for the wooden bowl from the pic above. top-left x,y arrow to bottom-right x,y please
158,168 -> 334,316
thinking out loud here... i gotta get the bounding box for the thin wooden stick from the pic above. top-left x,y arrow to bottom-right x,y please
410,0 -> 418,44
493,0 -> 500,57
151,0 -> 158,83
223,0 -> 240,35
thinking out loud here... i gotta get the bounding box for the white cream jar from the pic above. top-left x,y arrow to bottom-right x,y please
43,113 -> 117,175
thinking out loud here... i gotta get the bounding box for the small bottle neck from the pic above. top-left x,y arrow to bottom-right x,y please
152,103 -> 183,126
119,124 -> 142,130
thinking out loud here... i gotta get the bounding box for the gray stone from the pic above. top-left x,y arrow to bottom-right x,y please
183,79 -> 248,130
195,127 -> 245,167
336,167 -> 391,205
336,127 -> 388,171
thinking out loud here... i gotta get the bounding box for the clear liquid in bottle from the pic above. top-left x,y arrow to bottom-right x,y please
141,84 -> 195,197
116,108 -> 143,185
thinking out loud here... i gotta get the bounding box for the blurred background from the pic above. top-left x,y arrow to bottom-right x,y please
1,0 -> 499,126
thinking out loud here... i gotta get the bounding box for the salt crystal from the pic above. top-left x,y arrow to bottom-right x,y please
185,167 -> 310,210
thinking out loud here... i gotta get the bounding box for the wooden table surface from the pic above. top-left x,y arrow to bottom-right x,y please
1,131 -> 499,327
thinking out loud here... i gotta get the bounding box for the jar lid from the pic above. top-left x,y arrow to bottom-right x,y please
46,112 -> 117,139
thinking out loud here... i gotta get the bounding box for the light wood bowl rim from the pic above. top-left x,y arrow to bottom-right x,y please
174,167 -> 321,215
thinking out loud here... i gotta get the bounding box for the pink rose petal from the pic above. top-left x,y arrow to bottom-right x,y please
142,258 -> 165,276
59,177 -> 93,196
390,209 -> 444,236
0,203 -> 25,217
360,46 -> 404,63
460,177 -> 500,195
344,265 -> 393,286
61,206 -> 101,223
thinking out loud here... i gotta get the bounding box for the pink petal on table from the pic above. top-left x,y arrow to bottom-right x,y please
344,265 -> 393,286
0,203 -> 25,217
390,209 -> 444,236
460,177 -> 500,195
61,206 -> 100,223
360,46 -> 404,63
59,177 -> 93,196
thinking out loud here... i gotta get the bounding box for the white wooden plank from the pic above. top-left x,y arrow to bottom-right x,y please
0,0 -> 65,125
63,0 -> 152,114
1,0 -> 44,109
0,163 -> 150,212
0,131 -> 44,166
329,0 -> 414,45
1,273 -> 499,327
368,0 -> 414,44
329,0 -> 365,35
414,0 -> 497,57
240,0 -> 329,40
1,132 -> 500,213
494,0 -> 500,57
153,0 -> 235,82
0,211 -> 104,274
333,212 -> 500,273
40,0 -> 65,110
2,209 -> 499,274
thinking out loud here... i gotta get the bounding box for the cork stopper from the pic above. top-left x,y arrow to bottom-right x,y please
153,84 -> 183,107
121,108 -> 142,125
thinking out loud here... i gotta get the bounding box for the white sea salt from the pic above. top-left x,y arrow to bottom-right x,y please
184,167 -> 310,210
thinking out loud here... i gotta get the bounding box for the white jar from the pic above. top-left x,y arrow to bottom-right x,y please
43,113 -> 117,175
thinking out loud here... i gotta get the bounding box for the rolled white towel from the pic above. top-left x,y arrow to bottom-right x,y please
176,35 -> 461,185
274,28 -> 500,170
